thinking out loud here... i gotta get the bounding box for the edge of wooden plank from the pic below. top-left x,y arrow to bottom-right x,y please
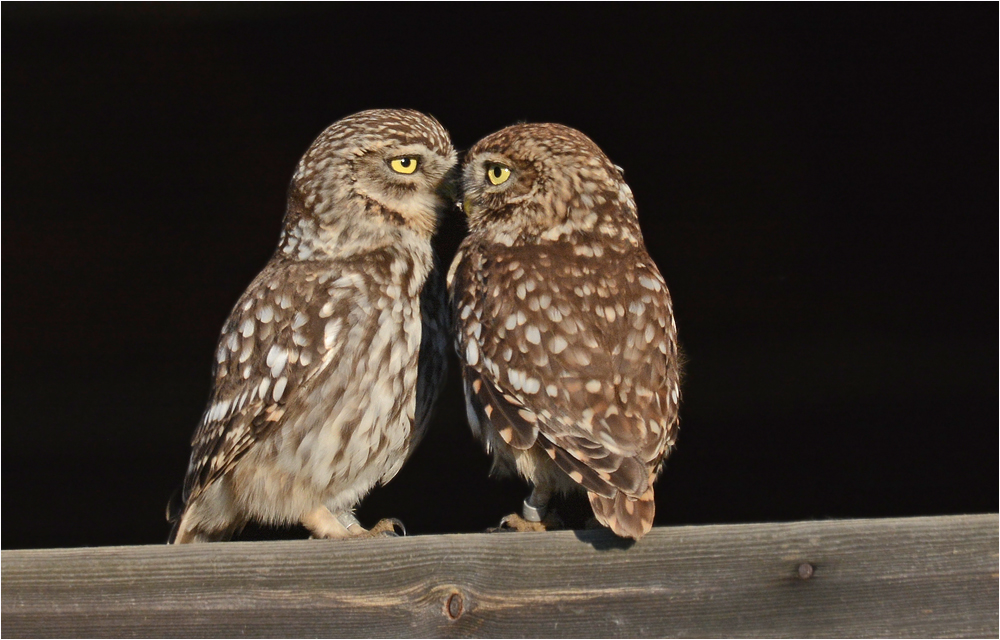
3,514 -> 997,638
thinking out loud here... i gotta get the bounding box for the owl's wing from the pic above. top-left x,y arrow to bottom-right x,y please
451,240 -> 680,501
182,259 -> 373,505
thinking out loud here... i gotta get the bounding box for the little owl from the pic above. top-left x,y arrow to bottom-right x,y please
169,109 -> 456,543
448,123 -> 681,540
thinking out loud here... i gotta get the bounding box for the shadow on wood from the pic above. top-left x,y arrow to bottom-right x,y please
2,514 -> 997,638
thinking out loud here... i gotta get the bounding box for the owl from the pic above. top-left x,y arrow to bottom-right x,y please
447,123 -> 681,540
168,109 -> 456,543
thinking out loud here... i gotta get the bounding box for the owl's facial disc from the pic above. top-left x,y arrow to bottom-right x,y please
461,155 -> 522,219
348,141 -> 457,235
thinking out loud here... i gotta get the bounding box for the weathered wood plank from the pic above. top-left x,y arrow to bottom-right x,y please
2,514 -> 997,638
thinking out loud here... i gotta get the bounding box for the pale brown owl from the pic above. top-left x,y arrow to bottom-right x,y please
448,123 -> 681,540
168,109 -> 456,543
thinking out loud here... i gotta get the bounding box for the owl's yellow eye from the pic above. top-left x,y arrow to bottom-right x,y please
486,164 -> 511,186
389,157 -> 419,174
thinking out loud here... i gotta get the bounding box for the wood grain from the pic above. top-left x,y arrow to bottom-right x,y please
2,514 -> 997,638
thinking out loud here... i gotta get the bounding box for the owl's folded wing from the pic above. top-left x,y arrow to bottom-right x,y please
451,242 -> 680,502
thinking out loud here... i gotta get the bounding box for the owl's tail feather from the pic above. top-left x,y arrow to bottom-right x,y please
166,486 -> 184,544
588,482 -> 656,540
170,521 -> 215,544
166,489 -> 236,544
169,510 -> 236,544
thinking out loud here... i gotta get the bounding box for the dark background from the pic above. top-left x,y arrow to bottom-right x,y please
3,4 -> 995,549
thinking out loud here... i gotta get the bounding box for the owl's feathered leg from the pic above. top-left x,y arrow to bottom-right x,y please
302,506 -> 354,538
523,486 -> 552,521
302,507 -> 405,539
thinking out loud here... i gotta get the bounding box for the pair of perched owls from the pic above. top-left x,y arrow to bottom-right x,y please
169,109 -> 681,544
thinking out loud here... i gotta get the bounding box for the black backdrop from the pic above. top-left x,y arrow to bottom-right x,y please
3,4 -> 995,549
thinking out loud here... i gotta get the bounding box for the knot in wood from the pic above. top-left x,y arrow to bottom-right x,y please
797,563 -> 815,579
445,591 -> 464,620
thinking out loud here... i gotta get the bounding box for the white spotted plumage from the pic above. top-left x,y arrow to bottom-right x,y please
448,123 -> 681,540
169,109 -> 455,543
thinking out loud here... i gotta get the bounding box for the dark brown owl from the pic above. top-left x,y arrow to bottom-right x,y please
447,123 -> 681,540
169,109 -> 456,543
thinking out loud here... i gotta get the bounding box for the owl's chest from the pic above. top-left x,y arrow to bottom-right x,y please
231,248 -> 439,509
275,264 -> 427,483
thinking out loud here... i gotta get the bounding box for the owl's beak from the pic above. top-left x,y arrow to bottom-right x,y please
462,196 -> 474,216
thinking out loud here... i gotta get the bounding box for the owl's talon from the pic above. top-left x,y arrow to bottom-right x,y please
366,517 -> 407,538
490,511 -> 563,533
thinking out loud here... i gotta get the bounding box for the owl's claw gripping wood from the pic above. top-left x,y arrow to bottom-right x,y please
168,109 -> 455,544
365,518 -> 407,538
304,511 -> 405,539
492,511 -> 565,533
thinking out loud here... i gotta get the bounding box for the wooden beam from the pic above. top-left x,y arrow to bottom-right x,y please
2,514 -> 996,638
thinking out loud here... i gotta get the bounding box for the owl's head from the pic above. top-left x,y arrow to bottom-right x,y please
284,109 -> 457,252
460,123 -> 639,245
